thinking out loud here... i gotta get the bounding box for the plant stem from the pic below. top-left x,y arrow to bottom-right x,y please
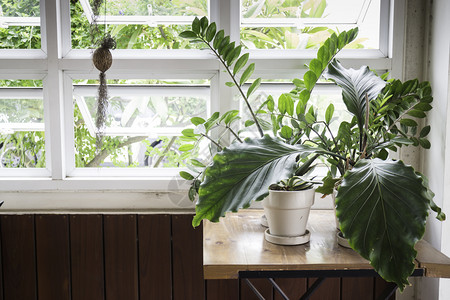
201,37 -> 264,138
201,133 -> 223,151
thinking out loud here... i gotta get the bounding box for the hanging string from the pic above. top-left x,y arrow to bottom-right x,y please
91,0 -> 116,150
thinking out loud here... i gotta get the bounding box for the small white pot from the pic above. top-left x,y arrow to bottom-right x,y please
263,189 -> 315,237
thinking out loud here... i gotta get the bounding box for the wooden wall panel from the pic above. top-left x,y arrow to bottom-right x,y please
35,215 -> 71,300
341,277 -> 374,300
172,215 -> 204,300
206,279 -> 239,300
1,215 -> 36,300
0,214 -> 383,300
138,215 -> 172,300
308,277 -> 340,300
274,278 -> 307,300
240,278 -> 273,300
70,215 -> 104,300
104,215 -> 139,300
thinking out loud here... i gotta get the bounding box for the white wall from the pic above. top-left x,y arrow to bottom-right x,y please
421,0 -> 450,298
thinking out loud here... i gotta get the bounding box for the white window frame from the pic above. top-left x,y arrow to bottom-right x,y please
0,0 -> 405,197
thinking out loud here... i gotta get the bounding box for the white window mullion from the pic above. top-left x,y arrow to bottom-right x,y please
43,0 -> 66,180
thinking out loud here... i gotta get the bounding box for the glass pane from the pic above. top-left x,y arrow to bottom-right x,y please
241,0 -> 380,50
0,80 -> 45,168
0,0 -> 41,49
1,0 -> 40,17
71,0 -> 208,49
98,0 -> 208,17
73,79 -> 209,168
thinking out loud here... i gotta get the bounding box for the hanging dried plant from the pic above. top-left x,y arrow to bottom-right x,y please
93,35 -> 116,148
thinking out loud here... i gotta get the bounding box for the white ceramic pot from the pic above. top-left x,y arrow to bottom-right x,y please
263,189 -> 315,237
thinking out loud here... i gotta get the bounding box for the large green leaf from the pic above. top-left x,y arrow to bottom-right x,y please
336,159 -> 431,291
193,136 -> 326,226
325,60 -> 386,131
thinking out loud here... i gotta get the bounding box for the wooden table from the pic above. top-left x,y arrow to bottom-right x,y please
203,210 -> 450,299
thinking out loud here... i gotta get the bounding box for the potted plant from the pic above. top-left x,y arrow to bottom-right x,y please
178,17 -> 445,291
264,175 -> 317,245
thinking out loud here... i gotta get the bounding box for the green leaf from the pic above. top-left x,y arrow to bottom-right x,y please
193,136 -> 329,226
218,36 -> 230,53
233,53 -> 249,75
336,159 -> 430,291
407,110 -> 426,118
419,138 -> 431,149
189,185 -> 197,201
225,82 -> 235,87
179,31 -> 198,39
205,22 -> 217,42
180,171 -> 195,180
285,94 -> 294,116
280,126 -> 293,139
267,95 -> 275,112
213,30 -> 225,49
400,119 -> 418,127
325,59 -> 386,131
179,144 -> 195,152
191,159 -> 206,168
305,112 -> 315,124
220,41 -> 235,58
309,59 -> 323,78
245,120 -> 255,127
414,103 -> 432,111
247,78 -> 261,98
200,16 -> 208,35
315,174 -> 339,195
420,125 -> 431,138
325,103 -> 335,124
205,112 -> 220,130
182,128 -> 195,137
192,17 -> 201,34
304,70 -> 318,91
240,63 -> 255,86
226,45 -> 242,66
191,117 -> 206,125
278,94 -> 287,114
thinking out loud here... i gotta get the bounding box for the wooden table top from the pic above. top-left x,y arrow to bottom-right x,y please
203,210 -> 450,279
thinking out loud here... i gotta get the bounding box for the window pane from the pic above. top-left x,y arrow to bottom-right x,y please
241,0 -> 380,50
239,81 -> 351,137
71,0 -> 208,49
73,79 -> 209,168
0,0 -> 41,49
0,80 -> 45,168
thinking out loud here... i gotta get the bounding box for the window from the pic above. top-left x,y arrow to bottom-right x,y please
0,0 -> 402,195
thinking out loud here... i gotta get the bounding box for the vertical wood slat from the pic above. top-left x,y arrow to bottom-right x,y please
35,214 -> 71,300
70,215 -> 104,300
274,278 -> 307,300
341,277 -> 374,300
240,278 -> 273,300
307,277 -> 340,300
206,280 -> 239,300
172,215 -> 204,300
104,215 -> 138,300
1,215 -> 36,300
138,215 -> 172,300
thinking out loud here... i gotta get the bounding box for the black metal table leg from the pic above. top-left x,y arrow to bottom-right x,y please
268,278 -> 290,300
244,278 -> 266,300
299,277 -> 326,300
